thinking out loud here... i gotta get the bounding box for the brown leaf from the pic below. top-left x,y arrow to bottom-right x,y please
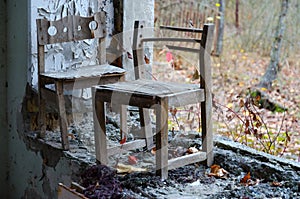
120,137 -> 126,144
252,114 -> 257,121
256,95 -> 261,101
271,181 -> 282,187
210,164 -> 221,174
186,147 -> 199,154
151,147 -> 156,155
240,172 -> 251,183
173,58 -> 182,70
244,128 -> 250,134
144,55 -> 150,64
239,99 -> 245,107
68,133 -> 76,140
170,107 -> 177,117
208,164 -> 229,178
255,121 -> 262,128
245,119 -> 250,128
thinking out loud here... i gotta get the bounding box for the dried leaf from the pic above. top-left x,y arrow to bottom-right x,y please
210,164 -> 221,174
245,119 -> 250,128
247,179 -> 260,186
239,99 -> 245,107
256,95 -> 261,101
186,147 -> 199,154
173,58 -> 182,70
116,163 -> 147,173
255,120 -> 262,128
151,147 -> 156,155
120,137 -> 126,144
208,164 -> 229,178
128,155 -> 138,165
68,133 -> 76,140
170,107 -> 177,117
245,128 -> 250,135
240,172 -> 251,183
271,181 -> 282,187
144,55 -> 150,64
252,114 -> 257,121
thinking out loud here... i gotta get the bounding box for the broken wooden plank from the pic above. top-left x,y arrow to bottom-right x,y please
58,183 -> 87,199
168,151 -> 207,171
107,140 -> 146,156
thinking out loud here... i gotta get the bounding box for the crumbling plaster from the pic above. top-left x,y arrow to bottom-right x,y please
2,0 -> 154,198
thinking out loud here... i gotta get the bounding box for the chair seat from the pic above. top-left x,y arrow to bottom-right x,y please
40,64 -> 126,80
94,79 -> 205,107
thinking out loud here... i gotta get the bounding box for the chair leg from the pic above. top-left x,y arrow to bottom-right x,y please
201,100 -> 213,166
120,105 -> 128,140
155,98 -> 169,179
139,108 -> 153,150
92,89 -> 108,165
55,81 -> 69,150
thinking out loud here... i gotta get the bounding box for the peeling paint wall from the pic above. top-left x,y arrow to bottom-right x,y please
30,0 -> 114,89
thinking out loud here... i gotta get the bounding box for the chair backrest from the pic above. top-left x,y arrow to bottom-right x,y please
36,11 -> 107,73
155,1 -> 220,52
132,20 -> 214,89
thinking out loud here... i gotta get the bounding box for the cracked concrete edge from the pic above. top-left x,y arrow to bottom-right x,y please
214,136 -> 300,171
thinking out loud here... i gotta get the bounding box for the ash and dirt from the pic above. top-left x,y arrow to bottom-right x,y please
44,107 -> 300,199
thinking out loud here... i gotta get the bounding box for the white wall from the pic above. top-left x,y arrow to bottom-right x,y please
123,0 -> 155,80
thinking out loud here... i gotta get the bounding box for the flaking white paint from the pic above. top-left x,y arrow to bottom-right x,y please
30,0 -> 114,89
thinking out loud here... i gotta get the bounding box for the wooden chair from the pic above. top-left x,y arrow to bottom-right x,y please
93,21 -> 214,179
36,12 -> 125,150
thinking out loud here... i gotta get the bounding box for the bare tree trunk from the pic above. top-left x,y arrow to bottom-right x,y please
257,0 -> 289,89
215,0 -> 225,56
235,0 -> 239,29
